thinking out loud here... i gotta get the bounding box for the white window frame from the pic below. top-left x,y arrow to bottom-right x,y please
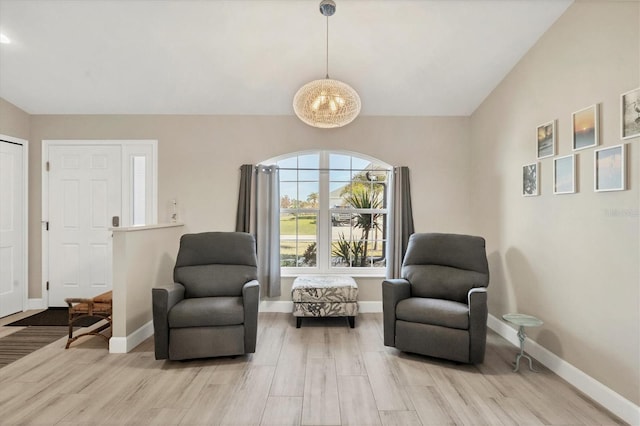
266,150 -> 391,277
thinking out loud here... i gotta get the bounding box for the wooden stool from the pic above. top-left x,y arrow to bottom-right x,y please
64,291 -> 112,349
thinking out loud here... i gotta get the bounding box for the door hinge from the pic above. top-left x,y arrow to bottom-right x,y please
46,161 -> 50,172
45,221 -> 49,231
46,281 -> 49,291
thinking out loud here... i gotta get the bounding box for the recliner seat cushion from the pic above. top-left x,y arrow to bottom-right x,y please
396,297 -> 469,330
168,297 -> 244,328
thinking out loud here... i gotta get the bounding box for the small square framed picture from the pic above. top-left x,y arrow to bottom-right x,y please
594,144 -> 626,192
553,154 -> 575,194
572,104 -> 599,151
522,162 -> 539,197
621,87 -> 640,140
536,120 -> 555,159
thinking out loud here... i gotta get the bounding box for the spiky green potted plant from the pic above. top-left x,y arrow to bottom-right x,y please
343,188 -> 382,266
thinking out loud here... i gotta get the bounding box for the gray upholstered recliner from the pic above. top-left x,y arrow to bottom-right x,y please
152,232 -> 260,361
382,233 -> 490,364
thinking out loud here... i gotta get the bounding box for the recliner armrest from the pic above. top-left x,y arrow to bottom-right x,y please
382,279 -> 411,347
242,280 -> 260,353
152,283 -> 185,360
467,287 -> 487,307
467,287 -> 488,364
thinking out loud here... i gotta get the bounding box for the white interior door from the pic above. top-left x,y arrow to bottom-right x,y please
48,145 -> 121,307
0,140 -> 25,317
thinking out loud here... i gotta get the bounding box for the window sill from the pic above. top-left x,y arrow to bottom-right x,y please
281,271 -> 386,279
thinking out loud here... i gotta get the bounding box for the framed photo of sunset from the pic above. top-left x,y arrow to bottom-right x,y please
572,104 -> 599,151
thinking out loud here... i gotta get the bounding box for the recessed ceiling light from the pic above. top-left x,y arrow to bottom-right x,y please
0,33 -> 11,44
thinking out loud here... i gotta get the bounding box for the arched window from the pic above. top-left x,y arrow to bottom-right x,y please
264,150 -> 391,275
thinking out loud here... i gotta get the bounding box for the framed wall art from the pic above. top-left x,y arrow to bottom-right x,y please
536,120 -> 555,159
522,162 -> 539,197
572,104 -> 599,151
553,154 -> 575,194
594,144 -> 626,192
621,87 -> 640,140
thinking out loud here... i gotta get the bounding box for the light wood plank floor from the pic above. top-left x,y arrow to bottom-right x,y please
0,313 -> 625,425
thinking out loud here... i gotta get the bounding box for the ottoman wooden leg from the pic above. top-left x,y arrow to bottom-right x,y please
296,317 -> 303,328
348,316 -> 355,328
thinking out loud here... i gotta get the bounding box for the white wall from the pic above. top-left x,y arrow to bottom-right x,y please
470,1 -> 639,405
28,114 -> 473,300
110,223 -> 184,352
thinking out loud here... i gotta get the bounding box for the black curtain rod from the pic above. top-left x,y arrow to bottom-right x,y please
255,166 -> 391,172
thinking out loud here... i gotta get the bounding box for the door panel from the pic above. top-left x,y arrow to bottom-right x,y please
0,141 -> 25,317
49,145 -> 121,306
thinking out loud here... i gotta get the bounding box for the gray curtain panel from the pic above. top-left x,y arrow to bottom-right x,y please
255,165 -> 281,298
386,166 -> 415,279
235,164 -> 254,233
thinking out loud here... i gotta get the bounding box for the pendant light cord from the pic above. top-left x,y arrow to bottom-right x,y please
325,15 -> 329,79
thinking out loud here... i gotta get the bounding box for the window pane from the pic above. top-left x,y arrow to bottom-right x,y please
331,238 -> 353,267
372,183 -> 387,208
299,154 -> 319,169
350,186 -> 384,209
297,240 -> 317,267
297,212 -> 318,236
280,211 -> 296,232
280,181 -> 297,208
331,210 -> 351,228
299,169 -> 318,181
329,153 -> 350,170
330,182 -> 349,206
298,182 -> 319,208
278,157 -> 298,181
352,171 -> 369,182
277,157 -> 297,169
280,169 -> 297,181
280,239 -> 296,267
132,156 -> 146,226
285,213 -> 316,237
298,154 -> 319,181
367,240 -> 386,267
351,157 -> 370,170
330,169 -> 350,181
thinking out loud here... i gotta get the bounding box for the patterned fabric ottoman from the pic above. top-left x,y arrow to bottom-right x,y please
292,275 -> 358,328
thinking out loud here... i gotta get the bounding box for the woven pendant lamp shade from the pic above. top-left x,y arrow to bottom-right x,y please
293,0 -> 361,129
293,78 -> 361,129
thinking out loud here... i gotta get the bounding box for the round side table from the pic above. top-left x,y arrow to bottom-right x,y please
502,313 -> 543,373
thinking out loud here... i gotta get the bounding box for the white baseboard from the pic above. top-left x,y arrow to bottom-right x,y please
259,300 -> 293,312
358,301 -> 382,312
259,300 -> 383,313
109,320 -> 154,354
27,298 -> 45,310
487,314 -> 639,425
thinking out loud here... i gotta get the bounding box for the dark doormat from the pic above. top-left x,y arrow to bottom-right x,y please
6,308 -> 101,327
0,326 -> 68,368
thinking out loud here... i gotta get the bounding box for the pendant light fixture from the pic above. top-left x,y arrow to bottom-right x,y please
293,0 -> 361,129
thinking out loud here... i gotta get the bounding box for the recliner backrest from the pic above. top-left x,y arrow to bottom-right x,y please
402,233 -> 489,304
174,232 -> 258,298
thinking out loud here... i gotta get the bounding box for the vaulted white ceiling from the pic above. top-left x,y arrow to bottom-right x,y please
0,0 -> 572,116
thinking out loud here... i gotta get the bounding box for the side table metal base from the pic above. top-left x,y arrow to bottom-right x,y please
513,325 -> 538,373
513,353 -> 538,373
